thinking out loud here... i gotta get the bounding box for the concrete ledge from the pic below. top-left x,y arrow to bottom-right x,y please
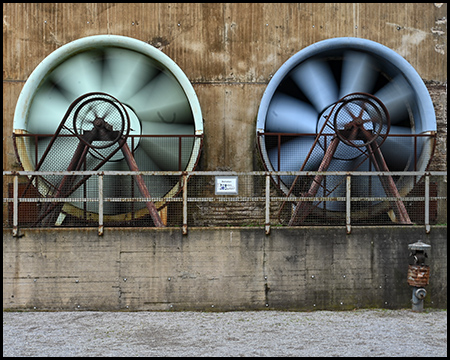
3,226 -> 447,311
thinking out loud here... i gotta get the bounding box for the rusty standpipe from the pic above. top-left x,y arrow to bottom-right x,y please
407,240 -> 431,312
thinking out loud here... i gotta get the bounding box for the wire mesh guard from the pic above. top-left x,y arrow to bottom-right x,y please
331,93 -> 389,149
257,88 -> 436,226
12,91 -> 201,227
3,172 -> 446,229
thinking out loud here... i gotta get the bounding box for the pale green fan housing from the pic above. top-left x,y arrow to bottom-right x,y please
13,35 -> 203,221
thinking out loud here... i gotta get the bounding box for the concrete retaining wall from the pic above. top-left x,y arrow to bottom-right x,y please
3,226 -> 447,311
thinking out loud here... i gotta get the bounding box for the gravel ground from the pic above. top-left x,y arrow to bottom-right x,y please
3,309 -> 447,357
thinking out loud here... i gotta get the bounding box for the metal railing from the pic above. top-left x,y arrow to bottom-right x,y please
3,170 -> 447,236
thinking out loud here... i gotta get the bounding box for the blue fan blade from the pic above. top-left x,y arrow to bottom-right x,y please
375,75 -> 414,124
339,51 -> 377,98
266,93 -> 318,134
290,59 -> 339,112
268,137 -> 324,186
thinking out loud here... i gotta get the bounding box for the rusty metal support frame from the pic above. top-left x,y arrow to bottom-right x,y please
265,174 -> 271,235
121,143 -> 165,228
182,173 -> 188,235
12,132 -> 203,228
98,173 -> 104,236
3,170 -> 446,236
257,131 -> 436,227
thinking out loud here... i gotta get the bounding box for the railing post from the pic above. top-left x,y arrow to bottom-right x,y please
346,175 -> 351,234
12,175 -> 19,237
182,173 -> 188,235
425,173 -> 430,234
265,174 -> 271,235
98,173 -> 104,236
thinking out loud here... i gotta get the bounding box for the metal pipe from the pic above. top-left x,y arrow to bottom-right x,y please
412,287 -> 427,312
346,175 -> 351,234
98,174 -> 104,236
182,173 -> 188,235
265,174 -> 271,235
425,174 -> 430,233
13,175 -> 18,237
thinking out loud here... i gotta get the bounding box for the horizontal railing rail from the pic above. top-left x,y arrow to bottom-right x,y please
3,170 -> 447,236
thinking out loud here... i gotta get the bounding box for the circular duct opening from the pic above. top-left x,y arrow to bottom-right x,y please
13,35 -> 203,222
257,37 -> 436,219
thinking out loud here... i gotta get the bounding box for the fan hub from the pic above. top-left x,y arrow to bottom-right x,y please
331,93 -> 390,148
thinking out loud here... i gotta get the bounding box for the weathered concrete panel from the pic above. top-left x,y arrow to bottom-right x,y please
3,3 -> 447,172
3,3 -> 446,81
3,226 -> 447,311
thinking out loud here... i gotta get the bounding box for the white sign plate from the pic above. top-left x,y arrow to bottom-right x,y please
215,176 -> 238,195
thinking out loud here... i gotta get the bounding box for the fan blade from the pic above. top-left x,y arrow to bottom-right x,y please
139,121 -> 195,170
133,147 -> 174,198
268,137 -> 324,171
37,137 -> 81,172
379,135 -> 414,170
339,51 -> 378,98
374,75 -> 414,124
127,72 -> 193,125
47,51 -> 103,99
100,47 -> 161,101
315,158 -> 360,211
351,160 -> 386,208
268,137 -> 324,186
141,121 -> 195,136
387,125 -> 412,135
290,59 -> 339,112
66,158 -> 128,214
27,83 -> 73,134
266,93 -> 318,134
137,137 -> 184,171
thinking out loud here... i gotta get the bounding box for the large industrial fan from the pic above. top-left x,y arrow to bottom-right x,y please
13,35 -> 203,226
256,37 -> 436,224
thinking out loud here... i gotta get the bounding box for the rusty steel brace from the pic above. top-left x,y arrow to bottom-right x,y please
36,132 -> 165,227
366,141 -> 412,224
289,135 -> 340,226
121,143 -> 165,227
288,133 -> 412,226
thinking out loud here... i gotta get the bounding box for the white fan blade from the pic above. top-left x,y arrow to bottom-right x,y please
133,147 -> 174,198
127,72 -> 193,125
100,47 -> 161,101
48,51 -> 103,98
27,83 -> 73,134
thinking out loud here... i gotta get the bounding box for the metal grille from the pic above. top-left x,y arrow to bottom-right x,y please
15,134 -> 199,172
3,171 -> 447,235
258,132 -> 435,174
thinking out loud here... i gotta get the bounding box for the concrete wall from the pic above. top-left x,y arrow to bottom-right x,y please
3,3 -> 447,173
2,4 -> 447,311
3,226 -> 447,311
